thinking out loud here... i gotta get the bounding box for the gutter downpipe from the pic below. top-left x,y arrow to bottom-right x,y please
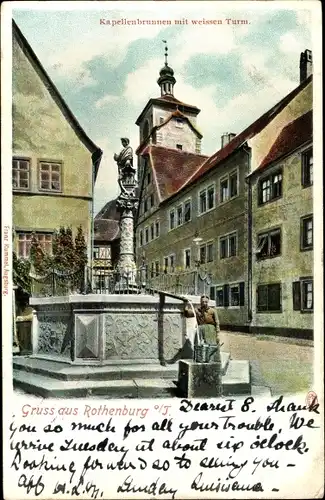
244,145 -> 253,329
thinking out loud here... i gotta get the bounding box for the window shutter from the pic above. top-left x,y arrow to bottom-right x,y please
223,284 -> 229,307
239,282 -> 245,306
292,281 -> 301,311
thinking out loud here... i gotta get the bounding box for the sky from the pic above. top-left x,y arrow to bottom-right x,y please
12,2 -> 312,215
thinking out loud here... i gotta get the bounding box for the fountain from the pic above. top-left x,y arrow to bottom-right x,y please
13,138 -> 252,399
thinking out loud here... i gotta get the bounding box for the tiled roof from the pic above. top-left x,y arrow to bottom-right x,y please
135,94 -> 200,125
256,110 -> 313,172
13,20 -> 103,180
181,75 -> 313,189
95,198 -> 120,221
144,145 -> 208,202
93,219 -> 120,242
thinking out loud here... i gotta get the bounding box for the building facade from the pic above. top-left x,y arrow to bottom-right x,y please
12,21 -> 102,262
134,48 -> 313,337
249,111 -> 313,338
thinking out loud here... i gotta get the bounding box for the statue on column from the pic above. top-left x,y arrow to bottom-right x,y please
114,138 -> 136,198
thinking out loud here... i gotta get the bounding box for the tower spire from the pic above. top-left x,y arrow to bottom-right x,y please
157,40 -> 176,97
162,39 -> 168,66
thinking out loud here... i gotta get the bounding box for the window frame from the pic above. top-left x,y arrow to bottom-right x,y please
184,199 -> 192,223
300,215 -> 313,251
229,283 -> 240,308
155,220 -> 160,238
38,160 -> 62,193
219,231 -> 238,259
219,168 -> 239,204
198,183 -> 216,216
256,227 -> 281,260
301,278 -> 313,313
184,248 -> 191,269
12,157 -> 31,191
16,231 -> 53,259
256,283 -> 282,313
258,168 -> 283,206
144,226 -> 149,244
169,209 -> 175,231
301,148 -> 313,188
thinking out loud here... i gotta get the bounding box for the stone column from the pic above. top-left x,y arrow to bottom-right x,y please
116,200 -> 138,289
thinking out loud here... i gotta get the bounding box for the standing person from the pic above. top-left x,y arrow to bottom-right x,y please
185,295 -> 220,345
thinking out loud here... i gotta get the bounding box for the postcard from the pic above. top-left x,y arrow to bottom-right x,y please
1,1 -> 323,499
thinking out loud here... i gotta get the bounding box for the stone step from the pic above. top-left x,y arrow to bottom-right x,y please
222,360 -> 251,395
13,357 -> 178,381
13,370 -> 178,399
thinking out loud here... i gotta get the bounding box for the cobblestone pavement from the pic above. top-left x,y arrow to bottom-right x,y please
219,331 -> 314,396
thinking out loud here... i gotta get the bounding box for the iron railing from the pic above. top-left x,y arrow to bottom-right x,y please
30,266 -> 213,298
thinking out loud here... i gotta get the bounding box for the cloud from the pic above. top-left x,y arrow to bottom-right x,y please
95,94 -> 119,109
279,32 -> 307,55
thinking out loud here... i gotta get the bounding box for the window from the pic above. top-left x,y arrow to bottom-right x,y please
258,170 -> 282,204
209,286 -> 216,301
177,205 -> 183,226
155,261 -> 160,276
145,227 -> 149,244
39,161 -> 62,191
219,232 -> 237,259
199,185 -> 215,214
159,116 -> 164,125
98,247 -> 111,259
93,247 -> 99,259
184,200 -> 191,222
150,224 -> 154,241
139,230 -> 143,247
195,138 -> 201,154
301,215 -> 313,250
17,232 -> 53,259
229,171 -> 238,198
220,178 -> 228,203
175,119 -> 183,128
176,144 -> 183,150
184,249 -> 191,269
155,221 -> 160,238
256,228 -> 281,259
207,242 -> 214,262
169,209 -> 175,230
150,262 -> 155,278
230,284 -> 240,306
12,158 -> 30,190
169,254 -> 175,272
144,198 -> 148,213
257,283 -> 281,312
302,149 -> 313,187
150,193 -> 154,208
147,171 -> 151,185
293,278 -> 313,312
207,186 -> 215,210
216,286 -> 224,307
219,170 -> 238,203
199,245 -> 206,264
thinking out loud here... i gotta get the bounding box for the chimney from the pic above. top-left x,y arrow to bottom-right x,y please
221,132 -> 236,149
300,49 -> 313,83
